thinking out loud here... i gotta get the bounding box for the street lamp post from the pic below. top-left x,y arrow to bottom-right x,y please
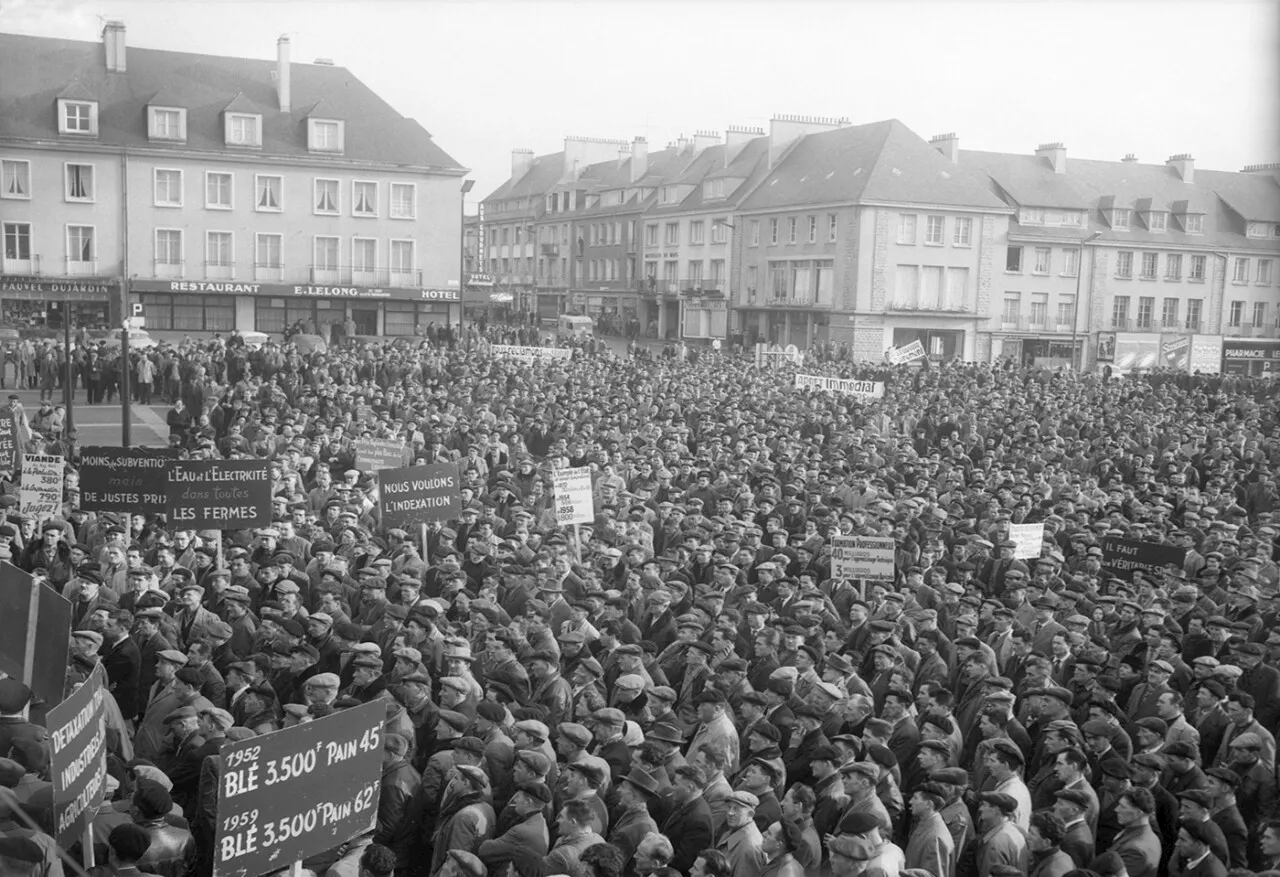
460,179 -> 475,346
1071,231 -> 1103,371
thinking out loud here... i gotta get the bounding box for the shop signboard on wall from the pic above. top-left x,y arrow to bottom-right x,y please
1160,334 -> 1190,371
132,280 -> 459,302
1222,338 -> 1280,373
1112,333 -> 1159,374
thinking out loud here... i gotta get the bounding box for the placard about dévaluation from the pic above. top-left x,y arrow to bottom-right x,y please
831,535 -> 896,581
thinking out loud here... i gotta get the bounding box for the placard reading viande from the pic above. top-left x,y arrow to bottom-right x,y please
80,447 -> 181,513
377,464 -> 462,528
213,700 -> 384,877
167,459 -> 273,529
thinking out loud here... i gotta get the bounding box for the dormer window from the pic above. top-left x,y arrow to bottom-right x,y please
149,107 -> 186,142
1182,214 -> 1204,234
1020,208 -> 1045,225
308,119 -> 345,154
704,179 -> 725,199
1111,209 -> 1131,230
660,186 -> 677,204
1247,221 -> 1268,238
58,99 -> 98,136
225,113 -> 262,148
1147,211 -> 1167,231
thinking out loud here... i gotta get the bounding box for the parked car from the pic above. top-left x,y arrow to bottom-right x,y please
92,328 -> 159,350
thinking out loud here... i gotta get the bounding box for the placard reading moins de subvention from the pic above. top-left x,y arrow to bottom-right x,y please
167,459 -> 273,529
830,535 -> 896,582
80,446 -> 181,513
552,466 -> 594,525
48,664 -> 109,848
213,700 -> 384,877
378,464 -> 461,528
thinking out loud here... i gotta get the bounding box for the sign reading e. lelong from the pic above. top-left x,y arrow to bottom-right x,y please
166,460 -> 273,529
213,700 -> 384,877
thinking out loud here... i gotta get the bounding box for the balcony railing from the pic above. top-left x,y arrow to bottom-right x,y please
886,300 -> 974,314
255,262 -> 284,282
536,274 -> 567,288
308,265 -> 422,288
152,259 -> 183,279
999,316 -> 1073,332
1227,323 -> 1280,339
1109,319 -> 1204,333
204,260 -> 235,280
1,254 -> 40,275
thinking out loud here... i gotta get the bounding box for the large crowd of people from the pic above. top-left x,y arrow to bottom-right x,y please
0,326 -> 1278,877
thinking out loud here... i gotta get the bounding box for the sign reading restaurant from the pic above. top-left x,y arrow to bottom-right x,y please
131,280 -> 460,302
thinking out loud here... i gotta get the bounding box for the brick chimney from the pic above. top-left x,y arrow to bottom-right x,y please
103,20 -> 126,73
1166,153 -> 1194,183
1122,153 -> 1139,163
930,133 -> 959,164
725,125 -> 763,166
1035,142 -> 1067,174
769,114 -> 849,168
693,130 -> 721,154
630,137 -> 648,183
276,36 -> 291,113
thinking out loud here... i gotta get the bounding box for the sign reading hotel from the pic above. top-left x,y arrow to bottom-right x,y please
131,279 -> 460,302
492,345 -> 574,363
830,535 -> 896,581
794,374 -> 886,399
377,464 -> 462,527
167,460 -> 273,529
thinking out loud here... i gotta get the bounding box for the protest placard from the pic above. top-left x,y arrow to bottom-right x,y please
794,374 -> 886,399
552,467 -> 594,525
213,700 -> 384,877
1101,536 -> 1187,581
355,438 -> 408,473
20,452 -> 64,523
167,459 -> 273,529
889,340 -> 927,364
1008,523 -> 1045,560
79,447 -> 180,513
378,464 -> 461,528
48,664 -> 109,848
491,344 -> 573,363
0,561 -> 72,710
830,535 -> 896,582
0,410 -> 16,471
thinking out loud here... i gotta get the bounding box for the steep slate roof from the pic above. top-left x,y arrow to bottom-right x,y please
0,31 -> 464,172
739,119 -> 1008,212
1197,169 -> 1280,224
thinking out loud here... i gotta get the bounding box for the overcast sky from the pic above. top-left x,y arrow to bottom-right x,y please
5,0 -> 1278,211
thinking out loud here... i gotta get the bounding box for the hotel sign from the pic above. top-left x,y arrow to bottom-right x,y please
131,280 -> 459,302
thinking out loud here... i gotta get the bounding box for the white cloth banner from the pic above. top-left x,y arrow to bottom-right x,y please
794,374 -> 886,399
492,345 -> 573,363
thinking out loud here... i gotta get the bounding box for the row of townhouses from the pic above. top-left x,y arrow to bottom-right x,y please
474,118 -> 1280,372
0,25 -> 467,339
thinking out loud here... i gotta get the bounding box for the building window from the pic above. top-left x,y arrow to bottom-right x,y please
1190,254 -> 1206,281
1228,301 -> 1244,326
1161,298 -> 1179,327
898,214 -> 917,245
1111,295 -> 1130,328
1116,251 -> 1133,279
1186,299 -> 1202,330
645,224 -> 658,247
749,220 -> 760,247
1253,301 -> 1268,328
1233,258 -> 1249,283
149,107 -> 185,141
155,229 -> 183,274
351,238 -> 377,275
827,214 -> 838,243
788,217 -> 797,245
1111,209 -> 1130,230
1033,248 -> 1051,274
1056,297 -> 1075,327
65,163 -> 94,201
225,113 -> 261,147
1148,212 -> 1167,231
689,221 -> 705,245
206,231 -> 233,269
2,160 -> 31,199
709,259 -> 725,285
746,264 -> 758,294
154,169 -> 183,207
143,293 -> 235,332
314,179 -> 340,215
1021,208 -> 1045,225
1258,259 -> 1272,284
769,219 -> 779,245
688,261 -> 704,286
4,223 -> 32,264
1247,222 -> 1268,237
1136,296 -> 1154,329
1030,293 -> 1048,326
314,236 -> 340,272
953,217 -> 972,247
711,219 -> 728,244
768,261 -> 789,299
353,181 -> 377,217
1061,211 -> 1083,227
1165,253 -> 1182,280
390,240 -> 416,285
384,183 -> 414,219
256,233 -> 282,269
59,100 -> 97,136
1181,214 -> 1204,233
1062,248 -> 1079,277
1005,246 -> 1022,273
67,225 -> 95,271
664,223 -> 679,246
807,216 -> 817,244
703,179 -> 724,199
205,172 -> 233,210
256,175 -> 282,212
308,119 -> 344,153
1140,252 -> 1158,279
1002,293 -> 1021,324
925,216 -> 944,245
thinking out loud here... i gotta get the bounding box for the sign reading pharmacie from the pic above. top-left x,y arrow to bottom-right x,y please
131,279 -> 460,303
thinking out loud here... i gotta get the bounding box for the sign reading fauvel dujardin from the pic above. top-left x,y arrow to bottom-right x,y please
79,447 -> 181,513
552,467 -> 594,525
213,700 -> 384,877
377,464 -> 461,527
830,535 -> 896,581
166,460 -> 273,529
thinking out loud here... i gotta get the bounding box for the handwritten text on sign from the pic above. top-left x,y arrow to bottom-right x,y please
0,412 -> 16,471
830,535 -> 896,582
1007,523 -> 1045,560
491,345 -> 573,363
378,464 -> 461,528
48,665 -> 109,848
794,374 -> 886,399
167,460 -> 273,529
20,453 -> 63,523
1101,536 -> 1187,582
890,340 -> 927,364
214,700 -> 384,877
79,447 -> 180,513
552,466 -> 594,525
354,438 -> 408,473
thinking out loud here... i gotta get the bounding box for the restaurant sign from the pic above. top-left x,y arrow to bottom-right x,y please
132,280 -> 459,302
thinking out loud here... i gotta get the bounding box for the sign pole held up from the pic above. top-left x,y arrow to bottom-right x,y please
421,522 -> 429,561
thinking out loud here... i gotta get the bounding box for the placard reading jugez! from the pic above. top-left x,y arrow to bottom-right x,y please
213,700 -> 384,877
79,447 -> 181,513
167,460 -> 273,529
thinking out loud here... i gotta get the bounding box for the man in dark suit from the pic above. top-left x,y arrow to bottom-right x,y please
660,764 -> 714,873
100,608 -> 143,721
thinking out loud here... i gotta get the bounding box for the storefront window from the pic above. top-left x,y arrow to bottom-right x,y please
385,301 -> 451,336
139,293 -> 233,332
256,298 -> 287,333
1,299 -> 110,331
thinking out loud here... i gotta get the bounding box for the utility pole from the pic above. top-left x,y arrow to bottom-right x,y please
63,299 -> 74,437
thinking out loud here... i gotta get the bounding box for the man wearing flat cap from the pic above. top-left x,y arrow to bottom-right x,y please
974,791 -> 1028,875
478,780 -> 552,876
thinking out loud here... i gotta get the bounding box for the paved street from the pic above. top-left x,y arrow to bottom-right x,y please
5,387 -> 169,447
